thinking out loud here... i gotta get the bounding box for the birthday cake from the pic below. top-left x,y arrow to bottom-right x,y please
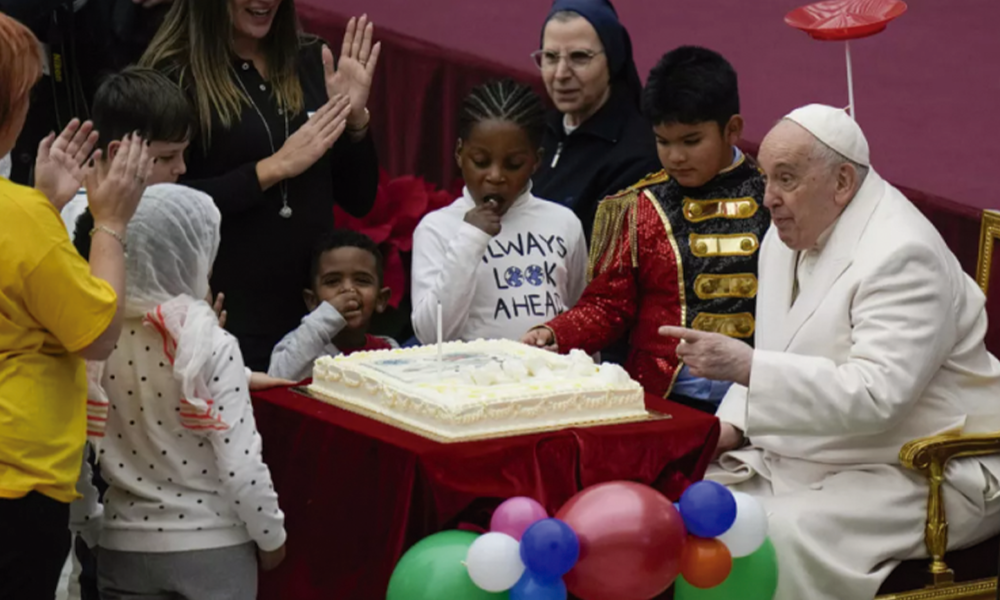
308,339 -> 647,440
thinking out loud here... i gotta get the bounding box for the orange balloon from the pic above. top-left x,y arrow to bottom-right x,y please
679,536 -> 733,589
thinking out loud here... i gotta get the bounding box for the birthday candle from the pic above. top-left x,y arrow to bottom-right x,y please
436,301 -> 443,365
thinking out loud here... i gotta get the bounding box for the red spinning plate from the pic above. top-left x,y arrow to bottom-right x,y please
785,0 -> 908,41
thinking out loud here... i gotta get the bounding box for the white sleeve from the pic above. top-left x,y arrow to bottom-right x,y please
268,302 -> 346,381
564,216 -> 589,308
744,244 -> 957,437
201,333 -> 286,551
410,213 -> 492,343
60,194 -> 89,238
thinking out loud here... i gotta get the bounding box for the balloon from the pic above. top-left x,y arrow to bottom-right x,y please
679,536 -> 732,589
556,481 -> 686,600
492,497 -> 549,541
679,481 -> 737,538
467,532 -> 525,592
510,571 -> 568,600
519,519 -> 579,580
387,530 -> 508,600
717,492 -> 768,558
674,537 -> 778,600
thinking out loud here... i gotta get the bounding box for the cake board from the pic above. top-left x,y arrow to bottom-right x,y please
292,386 -> 673,444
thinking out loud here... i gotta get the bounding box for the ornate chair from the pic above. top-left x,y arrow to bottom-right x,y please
876,209 -> 1000,600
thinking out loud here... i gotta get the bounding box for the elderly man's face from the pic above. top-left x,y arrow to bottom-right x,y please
758,121 -> 850,251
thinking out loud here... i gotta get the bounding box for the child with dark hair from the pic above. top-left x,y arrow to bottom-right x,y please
63,66 -> 194,249
268,230 -> 396,381
523,46 -> 770,413
411,79 -> 588,343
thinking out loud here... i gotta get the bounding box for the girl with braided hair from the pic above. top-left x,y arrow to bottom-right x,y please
410,79 -> 587,343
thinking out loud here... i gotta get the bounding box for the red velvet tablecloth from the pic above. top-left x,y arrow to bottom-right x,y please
251,387 -> 718,600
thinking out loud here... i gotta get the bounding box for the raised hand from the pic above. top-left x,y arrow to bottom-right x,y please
463,200 -> 502,236
34,119 -> 99,209
84,133 -> 154,231
323,15 -> 381,128
521,327 -> 559,353
260,95 -> 351,186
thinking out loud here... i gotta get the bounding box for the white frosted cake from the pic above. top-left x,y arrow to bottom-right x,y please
307,339 -> 647,440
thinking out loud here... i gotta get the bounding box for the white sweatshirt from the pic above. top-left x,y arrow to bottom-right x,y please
92,320 -> 286,553
411,186 -> 587,343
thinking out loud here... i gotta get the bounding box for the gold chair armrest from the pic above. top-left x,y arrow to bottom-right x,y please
898,431 -> 1000,586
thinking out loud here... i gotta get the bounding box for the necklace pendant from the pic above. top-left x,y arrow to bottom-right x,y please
279,205 -> 293,219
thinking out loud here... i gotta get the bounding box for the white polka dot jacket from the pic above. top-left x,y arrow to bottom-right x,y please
71,320 -> 286,553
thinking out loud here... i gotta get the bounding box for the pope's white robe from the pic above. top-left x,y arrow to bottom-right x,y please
710,170 -> 1000,600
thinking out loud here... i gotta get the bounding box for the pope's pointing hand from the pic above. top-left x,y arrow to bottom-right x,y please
658,326 -> 752,387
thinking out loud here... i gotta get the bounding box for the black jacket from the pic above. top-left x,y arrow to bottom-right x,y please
533,84 -> 661,241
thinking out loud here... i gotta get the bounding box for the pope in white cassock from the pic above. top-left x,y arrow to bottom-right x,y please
660,104 -> 1000,600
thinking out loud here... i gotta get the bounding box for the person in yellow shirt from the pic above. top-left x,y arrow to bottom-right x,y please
0,13 -> 154,599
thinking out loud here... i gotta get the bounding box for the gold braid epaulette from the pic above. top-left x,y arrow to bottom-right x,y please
587,170 -> 671,281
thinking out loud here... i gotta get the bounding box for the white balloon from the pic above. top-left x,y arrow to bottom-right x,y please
717,491 -> 769,558
465,532 -> 525,592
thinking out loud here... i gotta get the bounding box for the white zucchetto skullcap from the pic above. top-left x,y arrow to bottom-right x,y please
784,104 -> 870,167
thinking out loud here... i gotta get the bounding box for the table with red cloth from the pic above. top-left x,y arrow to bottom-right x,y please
251,387 -> 719,600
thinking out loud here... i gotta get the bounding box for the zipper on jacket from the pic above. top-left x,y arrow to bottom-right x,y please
550,142 -> 564,168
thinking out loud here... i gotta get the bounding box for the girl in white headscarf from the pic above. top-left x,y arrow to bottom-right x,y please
80,184 -> 287,598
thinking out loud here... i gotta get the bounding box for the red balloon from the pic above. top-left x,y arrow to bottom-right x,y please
556,481 -> 686,600
679,536 -> 732,589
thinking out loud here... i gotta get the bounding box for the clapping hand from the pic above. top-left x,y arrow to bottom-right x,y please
323,15 -> 381,129
84,133 -> 154,231
268,95 -> 351,182
34,119 -> 99,209
657,326 -> 753,387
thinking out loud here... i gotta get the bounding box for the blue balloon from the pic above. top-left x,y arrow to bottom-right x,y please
679,481 -> 737,538
510,571 -> 567,600
519,518 -> 580,580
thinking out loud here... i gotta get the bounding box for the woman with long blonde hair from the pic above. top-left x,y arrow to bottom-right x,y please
142,0 -> 381,370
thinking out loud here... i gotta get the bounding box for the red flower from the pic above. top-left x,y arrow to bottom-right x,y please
333,170 -> 457,307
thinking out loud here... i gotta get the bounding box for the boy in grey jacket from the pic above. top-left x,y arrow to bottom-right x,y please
268,230 -> 397,381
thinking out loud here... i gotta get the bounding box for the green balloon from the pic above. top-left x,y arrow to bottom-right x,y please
387,530 -> 509,600
675,537 -> 778,600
